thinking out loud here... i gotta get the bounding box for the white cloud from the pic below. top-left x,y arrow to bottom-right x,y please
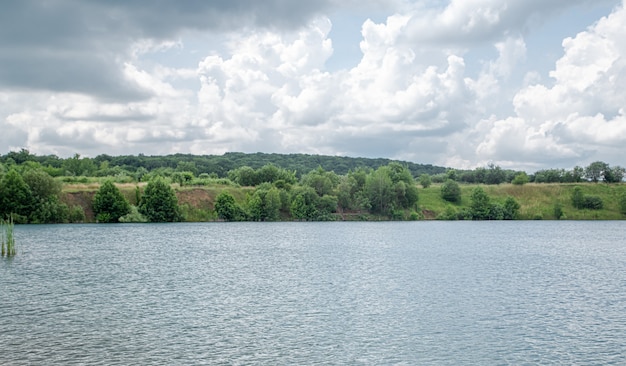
474,0 -> 626,167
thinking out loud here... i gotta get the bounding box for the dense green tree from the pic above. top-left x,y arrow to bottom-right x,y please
301,167 -> 339,196
139,178 -> 182,222
470,187 -> 491,220
0,169 -> 33,220
22,169 -> 62,202
215,192 -> 245,221
441,179 -> 461,203
247,184 -> 281,221
365,167 -> 394,215
22,169 -> 68,224
93,180 -> 131,223
63,153 -> 97,176
503,196 -> 521,220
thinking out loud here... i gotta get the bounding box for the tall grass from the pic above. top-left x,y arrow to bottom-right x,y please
1,217 -> 16,257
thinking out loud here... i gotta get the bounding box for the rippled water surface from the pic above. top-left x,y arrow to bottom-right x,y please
2,221 -> 626,364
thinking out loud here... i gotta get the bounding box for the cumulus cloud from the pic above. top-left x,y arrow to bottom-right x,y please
475,0 -> 626,168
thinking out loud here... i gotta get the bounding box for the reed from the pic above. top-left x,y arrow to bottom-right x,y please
1,217 -> 16,257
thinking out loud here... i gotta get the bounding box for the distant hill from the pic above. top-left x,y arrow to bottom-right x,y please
89,152 -> 448,178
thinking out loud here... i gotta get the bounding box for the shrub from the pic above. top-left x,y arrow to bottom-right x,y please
93,180 -> 131,223
139,178 -> 182,222
441,179 -> 461,203
512,172 -> 529,185
582,196 -> 603,210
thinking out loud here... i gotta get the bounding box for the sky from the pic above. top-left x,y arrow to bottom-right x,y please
1,0 -> 625,171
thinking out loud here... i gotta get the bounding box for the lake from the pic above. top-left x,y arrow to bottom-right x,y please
1,221 -> 625,364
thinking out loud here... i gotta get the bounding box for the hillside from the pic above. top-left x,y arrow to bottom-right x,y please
60,182 -> 626,222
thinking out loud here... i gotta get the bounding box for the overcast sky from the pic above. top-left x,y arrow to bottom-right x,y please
1,0 -> 625,171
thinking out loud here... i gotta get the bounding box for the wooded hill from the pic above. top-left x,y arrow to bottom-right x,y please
0,150 -> 447,178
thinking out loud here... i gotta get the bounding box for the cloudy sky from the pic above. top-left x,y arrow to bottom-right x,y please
1,0 -> 625,171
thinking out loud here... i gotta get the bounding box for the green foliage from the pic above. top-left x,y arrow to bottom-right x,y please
0,169 -> 33,219
93,181 -> 131,223
215,192 -> 245,221
228,164 -> 296,187
419,174 -> 432,188
571,186 -> 603,210
470,187 -> 491,220
437,205 -> 459,220
441,179 -> 461,203
512,172 -> 530,185
139,178 -> 182,222
571,186 -> 585,209
503,196 -> 521,220
301,167 -> 339,196
247,184 -> 282,221
118,206 -> 149,223
553,203 -> 564,220
581,196 -> 603,210
365,167 -> 395,215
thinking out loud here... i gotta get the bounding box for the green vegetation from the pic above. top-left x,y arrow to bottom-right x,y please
139,178 -> 182,222
1,150 -> 625,222
93,180 -> 131,222
1,217 -> 16,257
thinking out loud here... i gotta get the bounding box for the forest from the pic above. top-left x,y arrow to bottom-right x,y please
0,149 -> 625,223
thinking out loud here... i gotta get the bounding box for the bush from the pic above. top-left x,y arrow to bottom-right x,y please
93,180 -> 131,223
512,172 -> 529,185
582,196 -> 603,210
139,178 -> 182,222
620,192 -> 626,215
571,186 -> 603,210
119,206 -> 148,223
554,203 -> 564,219
441,179 -> 461,203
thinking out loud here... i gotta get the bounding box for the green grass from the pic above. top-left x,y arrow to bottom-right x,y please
1,217 -> 16,257
419,182 -> 626,220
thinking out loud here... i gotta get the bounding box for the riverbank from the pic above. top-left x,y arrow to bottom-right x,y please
59,182 -> 626,222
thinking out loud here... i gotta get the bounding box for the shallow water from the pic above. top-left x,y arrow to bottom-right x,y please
2,221 -> 625,364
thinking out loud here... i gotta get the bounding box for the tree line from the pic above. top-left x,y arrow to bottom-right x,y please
1,150 -> 624,223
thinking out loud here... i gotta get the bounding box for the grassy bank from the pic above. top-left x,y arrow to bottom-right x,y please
60,181 -> 626,222
420,182 -> 625,220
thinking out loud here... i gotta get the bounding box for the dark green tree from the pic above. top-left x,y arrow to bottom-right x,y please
247,184 -> 281,221
441,179 -> 461,203
215,192 -> 244,221
93,180 -> 131,223
470,187 -> 491,220
503,196 -> 521,220
139,178 -> 182,222
0,169 -> 33,221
